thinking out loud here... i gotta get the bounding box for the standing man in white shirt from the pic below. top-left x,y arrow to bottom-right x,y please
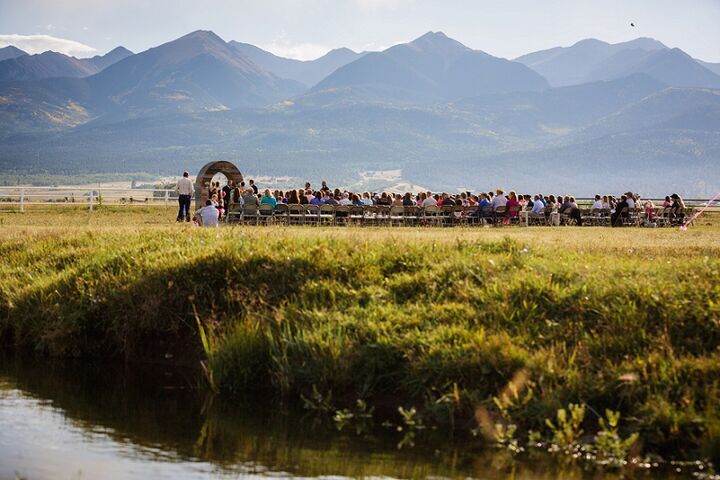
175,171 -> 194,222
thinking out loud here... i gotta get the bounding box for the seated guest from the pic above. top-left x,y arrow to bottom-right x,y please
287,189 -> 300,205
322,192 -> 338,205
662,195 -> 672,208
625,192 -> 636,209
242,188 -> 260,207
232,187 -> 244,207
530,195 -> 545,218
491,189 -> 507,210
261,189 -> 277,208
506,191 -> 520,218
459,192 -> 469,206
195,200 -> 220,227
560,196 -> 582,225
644,199 -> 656,221
523,194 -> 533,209
476,193 -> 492,217
352,194 -> 364,206
611,195 -> 629,226
309,191 -> 322,205
592,195 -> 603,210
339,192 -> 353,205
441,193 -> 455,207
670,193 -> 685,223
601,195 -> 610,209
362,192 -> 373,206
422,192 -> 437,207
402,192 -> 414,207
376,192 -> 391,206
304,189 -> 314,204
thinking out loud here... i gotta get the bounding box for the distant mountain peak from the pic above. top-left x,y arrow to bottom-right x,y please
173,29 -> 228,48
411,31 -> 459,45
572,38 -> 610,48
0,45 -> 28,61
407,31 -> 469,54
183,29 -> 221,39
617,37 -> 667,50
326,47 -> 358,56
417,31 -> 448,40
107,46 -> 133,55
84,46 -> 134,71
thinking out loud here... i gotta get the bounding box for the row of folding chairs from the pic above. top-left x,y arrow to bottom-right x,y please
227,204 -> 504,227
225,204 -> 694,227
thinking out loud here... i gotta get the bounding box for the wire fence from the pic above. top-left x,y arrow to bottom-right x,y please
0,186 -> 177,211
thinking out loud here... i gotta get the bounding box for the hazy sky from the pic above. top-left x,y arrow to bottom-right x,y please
1,0 -> 719,61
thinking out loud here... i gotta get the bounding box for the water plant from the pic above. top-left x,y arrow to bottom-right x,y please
594,409 -> 640,467
545,403 -> 586,454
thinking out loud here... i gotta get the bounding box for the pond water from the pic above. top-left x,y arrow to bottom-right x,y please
0,357 -> 709,480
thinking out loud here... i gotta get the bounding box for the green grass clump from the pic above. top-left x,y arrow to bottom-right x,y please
1,210 -> 719,459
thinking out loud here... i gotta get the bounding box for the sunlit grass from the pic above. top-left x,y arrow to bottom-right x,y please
1,207 -> 719,458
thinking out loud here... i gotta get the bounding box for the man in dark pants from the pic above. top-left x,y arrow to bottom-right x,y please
611,195 -> 629,227
175,171 -> 194,222
222,180 -> 233,218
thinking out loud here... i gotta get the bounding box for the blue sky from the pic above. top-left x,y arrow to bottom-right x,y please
1,0 -> 719,61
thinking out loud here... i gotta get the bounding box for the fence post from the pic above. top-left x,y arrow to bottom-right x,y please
20,188 -> 25,212
165,189 -> 169,207
89,190 -> 94,212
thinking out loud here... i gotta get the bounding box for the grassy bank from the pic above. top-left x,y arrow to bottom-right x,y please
1,209 -> 719,460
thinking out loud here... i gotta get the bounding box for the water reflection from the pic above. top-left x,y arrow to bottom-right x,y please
0,356 -> 695,479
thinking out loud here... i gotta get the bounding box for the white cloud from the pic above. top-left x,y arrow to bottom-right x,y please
260,31 -> 331,61
0,34 -> 97,57
261,41 -> 332,61
355,0 -> 414,11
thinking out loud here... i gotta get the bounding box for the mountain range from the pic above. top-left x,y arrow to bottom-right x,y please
0,46 -> 133,82
228,42 -> 364,87
514,37 -> 720,89
0,30 -> 719,196
309,32 -> 548,103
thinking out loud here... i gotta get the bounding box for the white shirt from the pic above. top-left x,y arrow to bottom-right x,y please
491,195 -> 507,210
176,177 -> 194,196
422,197 -> 437,207
531,200 -> 545,215
592,200 -> 604,209
626,198 -> 636,209
339,197 -> 353,206
196,205 -> 219,227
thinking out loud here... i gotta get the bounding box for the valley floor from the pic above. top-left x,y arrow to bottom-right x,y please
1,207 -> 719,460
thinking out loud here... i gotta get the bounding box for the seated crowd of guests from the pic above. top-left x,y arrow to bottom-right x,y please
196,178 -> 687,227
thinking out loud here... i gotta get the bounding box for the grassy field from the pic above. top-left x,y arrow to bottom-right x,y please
1,207 -> 719,461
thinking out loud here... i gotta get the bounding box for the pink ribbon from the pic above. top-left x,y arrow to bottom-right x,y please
680,192 -> 720,231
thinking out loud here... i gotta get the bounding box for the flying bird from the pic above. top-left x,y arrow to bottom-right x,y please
630,22 -> 636,27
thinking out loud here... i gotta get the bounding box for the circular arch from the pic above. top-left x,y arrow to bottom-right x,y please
194,161 -> 244,210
